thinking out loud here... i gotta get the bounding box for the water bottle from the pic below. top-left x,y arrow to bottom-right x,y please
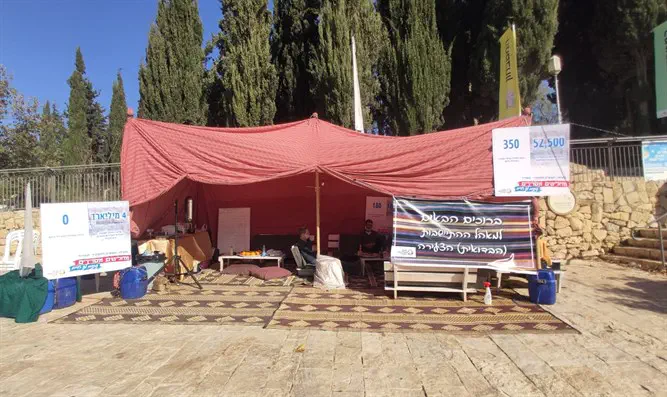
229,245 -> 234,256
262,245 -> 267,257
483,282 -> 492,305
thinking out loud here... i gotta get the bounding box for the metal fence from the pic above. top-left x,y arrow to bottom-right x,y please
570,136 -> 667,181
0,163 -> 121,211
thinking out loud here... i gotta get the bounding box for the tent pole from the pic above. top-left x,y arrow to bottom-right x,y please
315,171 -> 321,255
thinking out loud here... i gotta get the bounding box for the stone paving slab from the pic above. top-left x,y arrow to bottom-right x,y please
1,260 -> 666,396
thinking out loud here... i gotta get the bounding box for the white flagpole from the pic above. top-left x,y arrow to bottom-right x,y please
352,35 -> 364,133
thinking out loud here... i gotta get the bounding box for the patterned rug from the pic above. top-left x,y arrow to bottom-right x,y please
195,269 -> 311,287
53,284 -> 290,326
266,287 -> 575,334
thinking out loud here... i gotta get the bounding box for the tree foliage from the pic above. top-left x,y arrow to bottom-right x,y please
108,71 -> 127,163
378,0 -> 451,135
63,48 -> 92,165
310,0 -> 387,131
139,0 -> 206,125
272,0 -> 321,123
39,102 -> 67,167
210,0 -> 278,127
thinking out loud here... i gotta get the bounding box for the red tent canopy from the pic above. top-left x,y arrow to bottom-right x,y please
121,115 -> 530,241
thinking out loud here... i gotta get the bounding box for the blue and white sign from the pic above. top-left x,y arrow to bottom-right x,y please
492,124 -> 570,197
642,141 -> 667,181
41,201 -> 132,279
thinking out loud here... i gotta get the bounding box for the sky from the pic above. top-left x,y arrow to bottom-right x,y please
0,0 -> 227,116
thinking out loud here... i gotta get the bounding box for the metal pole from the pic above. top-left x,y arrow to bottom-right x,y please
659,222 -> 666,271
315,172 -> 321,256
554,74 -> 563,124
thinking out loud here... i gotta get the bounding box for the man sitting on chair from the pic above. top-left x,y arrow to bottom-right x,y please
359,219 -> 383,257
296,227 -> 317,265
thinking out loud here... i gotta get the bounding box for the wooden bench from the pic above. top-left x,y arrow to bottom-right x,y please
384,261 -> 478,301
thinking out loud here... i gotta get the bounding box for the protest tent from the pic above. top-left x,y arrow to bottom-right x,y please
121,114 -> 530,251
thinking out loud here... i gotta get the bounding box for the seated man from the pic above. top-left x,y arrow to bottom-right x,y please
359,219 -> 383,257
296,227 -> 317,265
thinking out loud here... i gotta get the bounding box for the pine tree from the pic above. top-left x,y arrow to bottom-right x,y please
63,48 -> 91,165
210,0 -> 277,127
39,102 -> 67,166
378,0 -> 451,135
271,0 -> 321,122
310,0 -> 387,130
6,93 -> 41,169
139,0 -> 206,125
108,71 -> 127,163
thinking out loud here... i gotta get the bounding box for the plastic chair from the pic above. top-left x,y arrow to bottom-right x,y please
291,245 -> 314,277
0,230 -> 39,273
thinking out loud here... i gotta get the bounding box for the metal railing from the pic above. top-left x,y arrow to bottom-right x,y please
0,163 -> 121,211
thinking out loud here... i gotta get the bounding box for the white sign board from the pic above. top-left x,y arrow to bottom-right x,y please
41,201 -> 132,279
365,197 -> 393,234
642,141 -> 667,181
493,124 -> 570,196
217,208 -> 251,253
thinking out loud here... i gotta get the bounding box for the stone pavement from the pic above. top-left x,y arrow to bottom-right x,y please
0,260 -> 665,397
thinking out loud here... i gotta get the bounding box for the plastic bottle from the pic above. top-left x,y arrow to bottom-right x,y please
229,245 -> 234,256
262,245 -> 267,257
483,281 -> 492,305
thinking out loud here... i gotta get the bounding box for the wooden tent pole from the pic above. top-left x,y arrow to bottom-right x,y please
315,171 -> 321,255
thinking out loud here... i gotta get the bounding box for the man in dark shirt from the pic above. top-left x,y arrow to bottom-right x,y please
296,227 -> 317,265
359,219 -> 383,255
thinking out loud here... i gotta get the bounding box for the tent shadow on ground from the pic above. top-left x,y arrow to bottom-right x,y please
598,276 -> 667,315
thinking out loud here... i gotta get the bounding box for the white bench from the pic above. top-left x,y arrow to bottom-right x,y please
384,261 -> 478,301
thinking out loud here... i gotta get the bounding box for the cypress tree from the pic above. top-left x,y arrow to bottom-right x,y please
211,0 -> 277,127
139,0 -> 206,125
378,0 -> 451,135
310,0 -> 387,130
468,0 -> 559,122
63,48 -> 91,165
39,102 -> 67,166
271,0 -> 321,122
108,71 -> 127,163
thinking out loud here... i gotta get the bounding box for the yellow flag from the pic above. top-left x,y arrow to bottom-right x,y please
499,25 -> 521,119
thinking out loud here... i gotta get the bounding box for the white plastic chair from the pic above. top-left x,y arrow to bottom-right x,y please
0,230 -> 39,274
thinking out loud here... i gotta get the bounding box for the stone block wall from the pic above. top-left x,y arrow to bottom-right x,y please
0,210 -> 41,259
539,164 -> 667,260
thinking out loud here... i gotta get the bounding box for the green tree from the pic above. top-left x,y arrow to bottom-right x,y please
108,71 -> 127,162
271,0 -> 321,122
591,0 -> 667,135
63,49 -> 91,165
39,102 -> 67,167
437,0 -> 559,125
0,65 -> 15,168
5,93 -> 41,169
210,0 -> 277,127
310,0 -> 387,130
139,0 -> 206,125
378,0 -> 451,135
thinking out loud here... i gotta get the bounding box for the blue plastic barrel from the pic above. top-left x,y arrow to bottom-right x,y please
527,269 -> 557,305
120,266 -> 148,299
39,280 -> 55,314
53,277 -> 78,309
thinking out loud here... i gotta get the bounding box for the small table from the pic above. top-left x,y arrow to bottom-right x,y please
218,255 -> 285,269
359,255 -> 389,276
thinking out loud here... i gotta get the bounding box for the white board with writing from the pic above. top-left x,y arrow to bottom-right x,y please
41,201 -> 132,279
217,208 -> 251,253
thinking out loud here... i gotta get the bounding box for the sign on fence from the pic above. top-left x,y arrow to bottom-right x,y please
391,198 -> 536,269
492,124 -> 570,197
41,201 -> 132,279
642,140 -> 667,181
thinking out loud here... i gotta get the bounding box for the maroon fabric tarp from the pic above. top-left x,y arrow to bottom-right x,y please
121,116 -> 530,239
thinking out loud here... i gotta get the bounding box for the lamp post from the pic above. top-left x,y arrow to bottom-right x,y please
548,55 -> 563,124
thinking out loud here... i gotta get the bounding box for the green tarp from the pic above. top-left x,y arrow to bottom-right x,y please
0,264 -> 48,323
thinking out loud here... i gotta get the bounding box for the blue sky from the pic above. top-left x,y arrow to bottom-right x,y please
0,0 -> 228,115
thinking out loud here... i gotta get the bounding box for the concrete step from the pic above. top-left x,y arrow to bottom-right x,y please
626,238 -> 667,250
635,228 -> 667,239
600,254 -> 665,272
613,246 -> 664,261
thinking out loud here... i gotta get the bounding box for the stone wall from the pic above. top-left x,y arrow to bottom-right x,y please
539,164 -> 667,260
0,210 -> 41,259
